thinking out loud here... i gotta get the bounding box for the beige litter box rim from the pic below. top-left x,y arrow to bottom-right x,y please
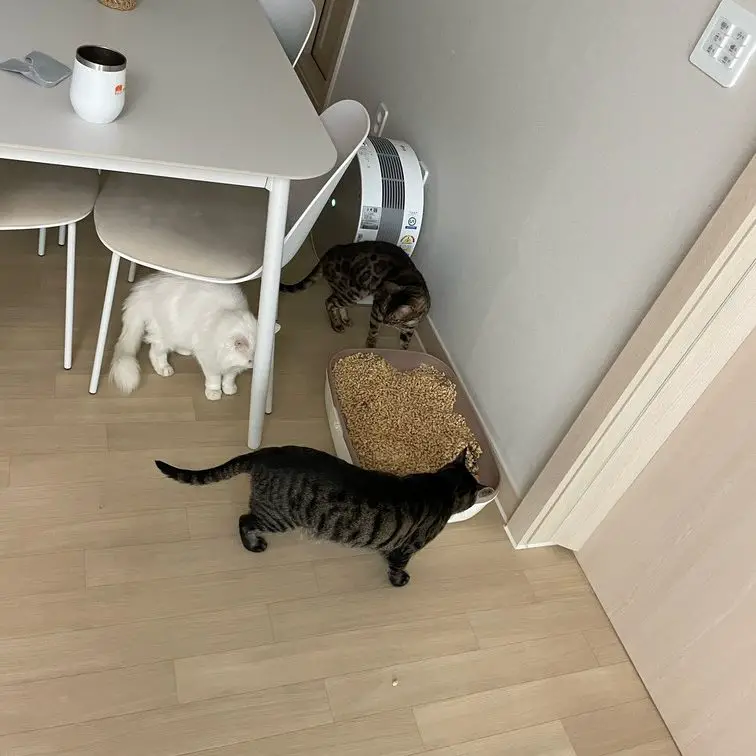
325,348 -> 501,523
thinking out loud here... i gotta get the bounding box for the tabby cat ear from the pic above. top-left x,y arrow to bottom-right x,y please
453,447 -> 469,467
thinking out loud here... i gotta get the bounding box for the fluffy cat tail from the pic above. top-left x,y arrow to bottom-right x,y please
279,259 -> 323,293
109,307 -> 145,394
155,453 -> 256,485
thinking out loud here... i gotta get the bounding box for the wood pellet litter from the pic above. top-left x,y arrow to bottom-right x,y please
331,352 -> 483,476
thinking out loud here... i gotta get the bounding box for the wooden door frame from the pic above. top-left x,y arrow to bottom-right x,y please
297,0 -> 361,111
507,152 -> 756,551
323,0 -> 360,107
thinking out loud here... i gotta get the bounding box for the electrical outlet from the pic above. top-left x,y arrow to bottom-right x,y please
690,0 -> 756,87
372,103 -> 389,137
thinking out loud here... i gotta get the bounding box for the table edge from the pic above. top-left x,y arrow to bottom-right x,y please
0,143 -> 337,188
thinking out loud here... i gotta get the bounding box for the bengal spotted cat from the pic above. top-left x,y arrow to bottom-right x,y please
280,241 -> 430,349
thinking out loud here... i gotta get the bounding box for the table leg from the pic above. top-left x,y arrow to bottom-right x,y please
63,223 -> 76,370
248,177 -> 290,449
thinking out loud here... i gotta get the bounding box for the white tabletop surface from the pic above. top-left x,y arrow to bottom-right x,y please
0,0 -> 336,186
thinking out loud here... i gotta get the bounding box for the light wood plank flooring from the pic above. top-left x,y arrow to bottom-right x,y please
0,221 -> 678,755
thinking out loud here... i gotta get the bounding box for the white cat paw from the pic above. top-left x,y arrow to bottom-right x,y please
222,381 -> 238,396
205,387 -> 222,401
156,365 -> 174,378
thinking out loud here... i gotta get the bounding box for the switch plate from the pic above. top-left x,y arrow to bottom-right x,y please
690,0 -> 756,87
372,103 -> 389,137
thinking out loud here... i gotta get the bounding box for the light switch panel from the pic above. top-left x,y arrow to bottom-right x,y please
690,0 -> 756,87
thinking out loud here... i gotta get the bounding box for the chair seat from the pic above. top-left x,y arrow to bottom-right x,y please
94,172 -> 269,280
0,161 -> 99,229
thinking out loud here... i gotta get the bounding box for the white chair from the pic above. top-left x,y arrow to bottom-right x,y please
260,0 -> 317,66
36,224 -> 68,256
0,160 -> 99,369
88,100 -> 370,429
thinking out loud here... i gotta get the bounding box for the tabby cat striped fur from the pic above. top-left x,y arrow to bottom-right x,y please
155,445 -> 481,587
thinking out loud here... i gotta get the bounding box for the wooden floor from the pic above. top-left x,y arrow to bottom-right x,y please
0,221 -> 679,755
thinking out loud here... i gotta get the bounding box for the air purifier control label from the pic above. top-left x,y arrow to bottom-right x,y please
360,205 -> 381,231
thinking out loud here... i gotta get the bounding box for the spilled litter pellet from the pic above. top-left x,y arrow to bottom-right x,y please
332,352 -> 482,476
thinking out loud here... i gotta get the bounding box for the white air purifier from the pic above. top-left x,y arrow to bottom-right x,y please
311,136 -> 427,260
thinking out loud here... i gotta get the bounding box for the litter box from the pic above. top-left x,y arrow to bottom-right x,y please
325,349 -> 501,523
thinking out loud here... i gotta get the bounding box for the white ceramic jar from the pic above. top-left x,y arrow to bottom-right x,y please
69,45 -> 126,124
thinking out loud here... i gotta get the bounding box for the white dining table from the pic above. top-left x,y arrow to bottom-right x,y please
0,0 -> 336,448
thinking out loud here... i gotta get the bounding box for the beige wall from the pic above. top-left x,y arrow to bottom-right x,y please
331,0 -> 756,493
578,322 -> 756,754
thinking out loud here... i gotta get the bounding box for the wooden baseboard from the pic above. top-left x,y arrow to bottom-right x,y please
414,315 -> 449,363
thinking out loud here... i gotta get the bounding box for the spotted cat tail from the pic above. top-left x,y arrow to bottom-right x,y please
155,453 -> 257,485
279,258 -> 324,293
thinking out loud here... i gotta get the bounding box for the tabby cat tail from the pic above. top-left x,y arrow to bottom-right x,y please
155,454 -> 256,485
109,307 -> 146,394
279,258 -> 324,293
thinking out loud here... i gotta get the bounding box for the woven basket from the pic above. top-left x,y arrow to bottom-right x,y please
99,0 -> 137,10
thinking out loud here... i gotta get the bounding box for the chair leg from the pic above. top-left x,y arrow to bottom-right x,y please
89,252 -> 121,394
265,341 -> 274,415
58,225 -> 66,246
37,227 -> 47,257
127,261 -> 137,283
63,223 -> 76,370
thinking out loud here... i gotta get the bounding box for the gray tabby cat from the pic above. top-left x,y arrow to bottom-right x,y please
280,241 -> 430,349
155,445 -> 481,587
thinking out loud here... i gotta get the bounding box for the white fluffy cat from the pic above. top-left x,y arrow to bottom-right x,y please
110,272 -> 277,400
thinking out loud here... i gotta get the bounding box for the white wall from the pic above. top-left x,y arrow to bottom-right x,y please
331,0 -> 756,494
